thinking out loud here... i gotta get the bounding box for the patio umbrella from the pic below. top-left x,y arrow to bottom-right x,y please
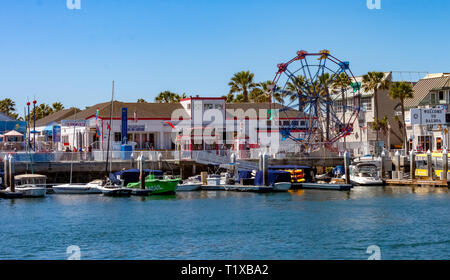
4,130 -> 24,137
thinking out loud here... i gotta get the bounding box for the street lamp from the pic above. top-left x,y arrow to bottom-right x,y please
33,100 -> 36,151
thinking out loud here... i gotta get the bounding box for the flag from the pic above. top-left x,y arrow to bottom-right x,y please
106,122 -> 111,130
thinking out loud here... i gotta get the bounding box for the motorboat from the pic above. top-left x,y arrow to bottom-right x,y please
126,173 -> 179,195
6,174 -> 47,197
177,175 -> 202,191
97,177 -> 132,196
53,180 -> 103,194
349,163 -> 384,186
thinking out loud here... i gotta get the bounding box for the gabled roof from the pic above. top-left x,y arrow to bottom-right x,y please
404,75 -> 450,109
35,108 -> 81,127
65,101 -> 186,120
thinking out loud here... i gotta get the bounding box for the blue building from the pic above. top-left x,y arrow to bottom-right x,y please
0,112 -> 27,141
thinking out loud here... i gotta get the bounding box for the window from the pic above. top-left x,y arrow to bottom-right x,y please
187,104 -> 191,110
430,93 -> 436,104
215,104 -> 223,110
300,121 -> 306,127
114,132 -> 121,142
204,104 -> 213,110
361,98 -> 372,111
283,121 -> 290,126
335,101 -> 343,113
291,121 -> 299,127
439,91 -> 444,100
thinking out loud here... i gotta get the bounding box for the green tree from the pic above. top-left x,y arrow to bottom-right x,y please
0,98 -> 19,119
333,73 -> 352,148
362,71 -> 391,142
228,71 -> 256,103
52,102 -> 64,112
137,98 -> 147,103
389,81 -> 414,153
155,91 -> 183,103
286,76 -> 308,111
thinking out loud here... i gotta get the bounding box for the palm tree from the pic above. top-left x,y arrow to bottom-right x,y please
155,91 -> 182,103
52,102 -> 64,112
362,71 -> 391,142
248,81 -> 281,103
286,75 -> 307,111
0,98 -> 18,118
389,81 -> 414,153
318,73 -> 335,141
228,71 -> 256,103
223,92 -> 235,103
333,73 -> 352,149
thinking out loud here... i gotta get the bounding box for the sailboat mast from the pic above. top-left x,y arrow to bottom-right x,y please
105,80 -> 114,176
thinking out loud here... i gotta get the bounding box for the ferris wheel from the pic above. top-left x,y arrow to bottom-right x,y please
270,50 -> 361,153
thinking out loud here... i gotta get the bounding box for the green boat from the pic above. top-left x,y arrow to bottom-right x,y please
127,174 -> 180,195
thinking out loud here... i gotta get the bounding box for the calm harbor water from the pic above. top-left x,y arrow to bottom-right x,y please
0,186 -> 449,260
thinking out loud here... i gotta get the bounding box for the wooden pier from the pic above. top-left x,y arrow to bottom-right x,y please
385,179 -> 448,187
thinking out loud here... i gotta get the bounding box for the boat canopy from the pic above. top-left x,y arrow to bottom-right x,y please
254,170 -> 291,186
238,170 -> 253,182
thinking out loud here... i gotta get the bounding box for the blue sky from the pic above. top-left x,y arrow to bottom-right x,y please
1,0 -> 449,116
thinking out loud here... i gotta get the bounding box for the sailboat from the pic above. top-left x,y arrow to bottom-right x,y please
53,108 -> 102,194
97,81 -> 132,196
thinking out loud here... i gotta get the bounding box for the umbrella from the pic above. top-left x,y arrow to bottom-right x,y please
4,130 -> 24,137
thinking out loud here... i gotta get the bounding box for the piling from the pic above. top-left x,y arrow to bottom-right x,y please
344,151 -> 350,184
230,153 -> 236,178
3,155 -> 8,190
262,152 -> 269,186
427,149 -> 433,180
139,153 -> 145,190
410,150 -> 416,180
258,152 -> 263,171
158,153 -> 163,170
8,154 -> 15,192
380,151 -> 386,179
443,149 -> 448,181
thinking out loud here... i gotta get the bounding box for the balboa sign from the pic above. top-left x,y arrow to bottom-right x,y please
410,108 -> 445,125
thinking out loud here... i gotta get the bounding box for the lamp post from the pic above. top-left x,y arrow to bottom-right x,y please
33,100 -> 36,151
27,102 -> 31,151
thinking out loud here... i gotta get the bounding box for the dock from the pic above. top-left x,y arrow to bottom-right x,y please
300,183 -> 353,191
223,185 -> 274,193
385,179 -> 448,187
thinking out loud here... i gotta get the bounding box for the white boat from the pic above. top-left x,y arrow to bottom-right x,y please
349,163 -> 384,186
6,174 -> 47,197
53,180 -> 103,194
273,182 -> 292,191
177,175 -> 202,191
97,179 -> 132,196
177,183 -> 202,191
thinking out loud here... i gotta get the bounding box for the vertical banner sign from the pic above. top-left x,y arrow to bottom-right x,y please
52,126 -> 61,143
121,107 -> 128,144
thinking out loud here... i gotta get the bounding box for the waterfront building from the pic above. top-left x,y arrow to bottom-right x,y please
403,73 -> 450,151
0,112 -> 27,150
40,97 -> 302,158
331,72 -> 403,155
